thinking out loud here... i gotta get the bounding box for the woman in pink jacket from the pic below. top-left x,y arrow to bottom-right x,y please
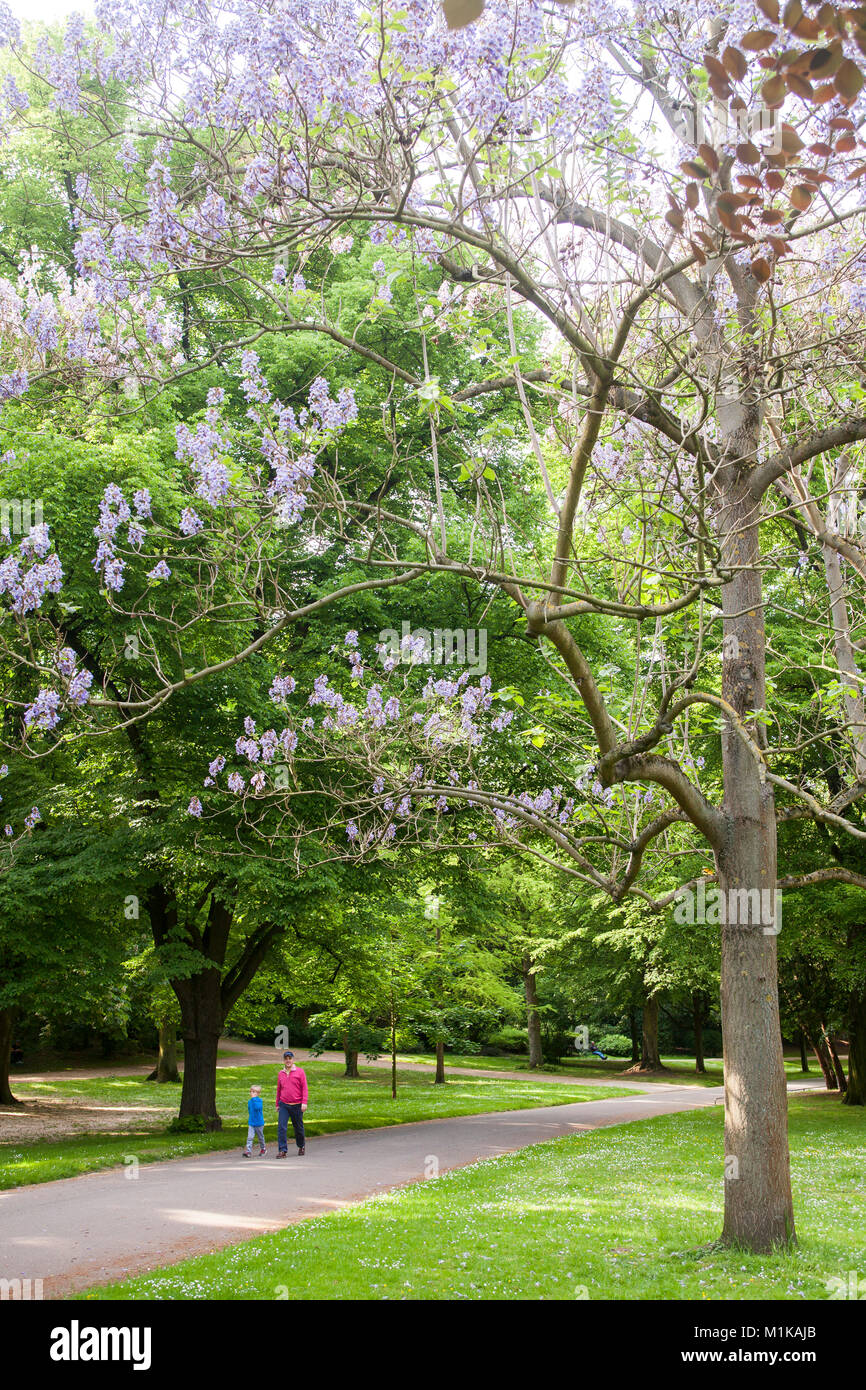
275,1050 -> 308,1156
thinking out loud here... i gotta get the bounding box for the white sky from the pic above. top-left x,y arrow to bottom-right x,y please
13,0 -> 93,21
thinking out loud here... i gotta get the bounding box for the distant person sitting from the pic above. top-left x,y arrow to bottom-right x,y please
10,1042 -> 23,1066
275,1051 -> 308,1157
243,1084 -> 266,1157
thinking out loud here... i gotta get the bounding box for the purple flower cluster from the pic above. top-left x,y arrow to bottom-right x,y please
0,525 -> 63,615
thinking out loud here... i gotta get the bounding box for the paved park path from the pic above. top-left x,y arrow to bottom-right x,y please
0,1078 -> 820,1298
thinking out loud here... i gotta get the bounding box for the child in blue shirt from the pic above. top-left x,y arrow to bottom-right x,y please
244,1084 -> 266,1156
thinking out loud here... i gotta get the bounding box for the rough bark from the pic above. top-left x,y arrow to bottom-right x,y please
624,994 -> 667,1072
717,475 -> 795,1250
0,1007 -> 19,1106
434,1038 -> 446,1084
844,986 -> 866,1106
146,1022 -> 180,1083
522,955 -> 543,1069
173,968 -> 224,1129
343,1045 -> 360,1079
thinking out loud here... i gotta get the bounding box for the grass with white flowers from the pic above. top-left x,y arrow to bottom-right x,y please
77,1094 -> 865,1302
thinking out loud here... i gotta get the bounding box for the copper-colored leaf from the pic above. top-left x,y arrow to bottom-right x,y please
761,208 -> 786,223
698,142 -> 720,173
848,163 -> 866,179
736,174 -> 764,189
717,192 -> 748,214
441,0 -> 484,29
688,239 -> 708,266
757,0 -> 780,21
808,45 -> 843,80
680,160 -> 711,180
765,170 -> 787,189
836,132 -> 858,152
708,75 -> 733,101
742,29 -> 778,50
812,82 -> 839,103
723,46 -> 748,80
828,116 -> 855,131
835,59 -> 865,104
808,141 -> 833,157
767,236 -> 792,256
665,210 -> 684,230
779,123 -> 805,154
751,257 -> 772,283
737,140 -> 761,164
704,53 -> 729,82
789,184 -> 814,210
686,182 -> 700,210
762,74 -> 788,104
786,73 -> 814,100
782,0 -> 803,30
717,208 -> 742,233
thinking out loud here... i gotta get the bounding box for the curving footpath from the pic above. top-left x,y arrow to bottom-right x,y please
0,1079 -> 820,1298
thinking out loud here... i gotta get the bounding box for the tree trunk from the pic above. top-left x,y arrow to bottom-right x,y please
797,1029 -> 809,1073
844,986 -> 866,1106
0,1007 -> 19,1106
434,1039 -> 446,1084
147,1022 -> 180,1083
629,1008 -> 640,1064
172,969 -> 224,1129
523,955 -> 543,1069
717,473 -> 795,1251
624,995 -> 667,1072
343,1044 -> 360,1079
692,992 -> 706,1073
828,1033 -> 847,1094
641,995 -> 663,1070
804,1025 -> 838,1089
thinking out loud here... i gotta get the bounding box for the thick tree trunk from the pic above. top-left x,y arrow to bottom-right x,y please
523,956 -> 543,1069
625,995 -> 667,1072
343,1048 -> 360,1079
434,1039 -> 446,1084
692,992 -> 706,1073
844,986 -> 866,1106
717,474 -> 795,1251
172,969 -> 224,1129
0,1007 -> 19,1106
147,1022 -> 180,1083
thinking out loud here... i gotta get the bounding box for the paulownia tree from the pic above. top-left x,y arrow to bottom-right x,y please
2,0 -> 866,1250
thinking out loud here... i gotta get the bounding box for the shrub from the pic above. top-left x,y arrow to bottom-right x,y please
482,1026 -> 528,1055
166,1115 -> 208,1133
595,1032 -> 632,1057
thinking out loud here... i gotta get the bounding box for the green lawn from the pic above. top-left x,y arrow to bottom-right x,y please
1,1062 -> 627,1190
404,1051 -> 814,1089
78,1095 -> 865,1302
